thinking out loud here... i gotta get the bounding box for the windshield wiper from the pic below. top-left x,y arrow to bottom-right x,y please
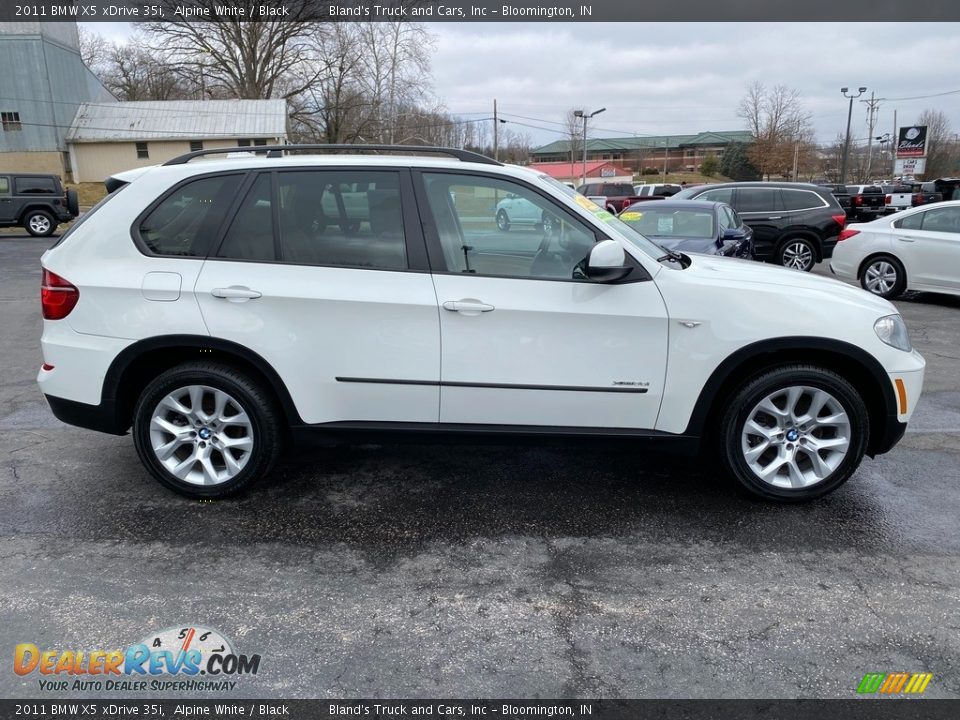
656,248 -> 684,263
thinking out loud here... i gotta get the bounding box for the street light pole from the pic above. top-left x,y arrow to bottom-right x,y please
840,86 -> 866,184
574,108 -> 605,186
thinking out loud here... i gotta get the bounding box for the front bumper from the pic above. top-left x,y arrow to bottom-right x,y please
868,361 -> 924,456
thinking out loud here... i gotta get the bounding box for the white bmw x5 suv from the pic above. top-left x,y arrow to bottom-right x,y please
38,146 -> 925,501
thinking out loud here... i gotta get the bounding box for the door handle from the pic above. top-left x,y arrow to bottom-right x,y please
766,216 -> 782,220
211,286 -> 262,300
442,300 -> 495,314
897,237 -> 916,243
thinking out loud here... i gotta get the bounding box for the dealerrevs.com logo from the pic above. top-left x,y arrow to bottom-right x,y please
14,626 -> 261,693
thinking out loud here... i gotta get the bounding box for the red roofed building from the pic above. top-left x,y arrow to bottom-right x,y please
525,161 -> 633,185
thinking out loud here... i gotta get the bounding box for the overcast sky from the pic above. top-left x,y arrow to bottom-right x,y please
84,22 -> 960,148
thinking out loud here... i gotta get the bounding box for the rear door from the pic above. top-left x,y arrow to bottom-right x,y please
0,176 -> 13,223
894,206 -> 960,290
193,167 -> 441,426
730,187 -> 784,259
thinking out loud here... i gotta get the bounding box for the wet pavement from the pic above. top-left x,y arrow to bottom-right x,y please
1,237 -> 958,699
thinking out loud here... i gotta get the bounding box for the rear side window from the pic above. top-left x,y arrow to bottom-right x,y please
782,189 -> 825,211
894,213 -> 924,231
735,188 -> 783,213
139,174 -> 243,257
15,176 -> 57,194
216,174 -> 275,261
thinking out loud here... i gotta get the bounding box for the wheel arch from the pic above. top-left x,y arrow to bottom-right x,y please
685,336 -> 897,456
19,205 -> 56,224
857,251 -> 907,284
104,335 -> 302,433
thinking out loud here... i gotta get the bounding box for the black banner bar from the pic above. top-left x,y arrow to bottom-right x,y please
2,700 -> 960,720
3,0 -> 960,22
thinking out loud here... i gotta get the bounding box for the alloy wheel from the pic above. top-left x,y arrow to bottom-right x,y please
29,215 -> 52,234
740,385 -> 851,489
781,241 -> 813,271
149,385 -> 254,486
863,260 -> 898,295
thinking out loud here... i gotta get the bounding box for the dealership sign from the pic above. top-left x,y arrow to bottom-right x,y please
897,126 -> 927,158
895,157 -> 927,175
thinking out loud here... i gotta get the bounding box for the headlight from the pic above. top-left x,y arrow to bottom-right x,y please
874,314 -> 912,352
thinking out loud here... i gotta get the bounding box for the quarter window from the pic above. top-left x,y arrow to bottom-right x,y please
139,174 -> 243,257
782,189 -> 825,211
422,173 -> 596,280
14,177 -> 57,194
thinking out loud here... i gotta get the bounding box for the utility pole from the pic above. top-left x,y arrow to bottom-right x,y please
863,91 -> 881,180
892,109 -> 897,177
574,108 -> 605,186
493,99 -> 498,161
792,119 -> 801,181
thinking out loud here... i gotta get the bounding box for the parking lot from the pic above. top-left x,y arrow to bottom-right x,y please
1,232 -> 959,699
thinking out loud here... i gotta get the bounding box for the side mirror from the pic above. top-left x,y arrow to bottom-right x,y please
722,228 -> 747,241
584,239 -> 633,283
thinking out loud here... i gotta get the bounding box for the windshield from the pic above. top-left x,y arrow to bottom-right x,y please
618,207 -> 715,239
539,175 -> 671,260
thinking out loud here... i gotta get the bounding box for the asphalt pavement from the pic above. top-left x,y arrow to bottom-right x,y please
1,234 -> 958,699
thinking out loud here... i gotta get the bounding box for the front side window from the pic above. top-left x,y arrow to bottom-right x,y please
422,172 -> 596,280
14,177 -> 57,194
717,206 -> 733,232
139,174 -> 242,257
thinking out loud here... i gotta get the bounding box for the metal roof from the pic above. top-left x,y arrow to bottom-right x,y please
66,99 -> 288,142
532,131 -> 754,155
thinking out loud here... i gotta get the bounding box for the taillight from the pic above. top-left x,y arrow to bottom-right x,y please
831,213 -> 847,229
838,229 -> 860,242
622,199 -> 633,210
41,268 -> 79,320
885,195 -> 892,205
853,195 -> 863,206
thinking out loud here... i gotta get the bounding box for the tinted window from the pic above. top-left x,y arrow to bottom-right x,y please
139,174 -> 242,257
423,173 -> 595,280
735,188 -> 783,213
894,212 -> 923,230
15,177 -> 57,194
845,186 -> 860,195
696,188 -> 733,204
217,175 -> 275,262
277,170 -> 407,269
782,189 -> 824,211
602,184 -> 632,196
0,177 -> 8,194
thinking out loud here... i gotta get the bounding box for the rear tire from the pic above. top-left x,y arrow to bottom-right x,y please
24,210 -> 56,237
132,362 -> 282,498
718,365 -> 869,502
777,237 -> 816,271
859,255 -> 906,299
496,209 -> 510,231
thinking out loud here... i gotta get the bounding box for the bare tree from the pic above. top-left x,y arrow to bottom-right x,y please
738,81 -> 812,179
916,109 -> 957,179
564,109 -> 585,167
145,0 -> 328,99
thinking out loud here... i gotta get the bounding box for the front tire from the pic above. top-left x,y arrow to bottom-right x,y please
778,238 -> 816,271
860,255 -> 906,299
132,362 -> 282,498
719,365 -> 869,502
496,209 -> 510,232
24,210 -> 56,237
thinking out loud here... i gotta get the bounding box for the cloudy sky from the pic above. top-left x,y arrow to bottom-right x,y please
84,22 -> 960,148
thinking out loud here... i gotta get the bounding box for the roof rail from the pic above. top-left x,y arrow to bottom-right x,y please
162,144 -> 501,167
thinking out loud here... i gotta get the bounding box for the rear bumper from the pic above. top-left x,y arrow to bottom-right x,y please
44,394 -> 127,435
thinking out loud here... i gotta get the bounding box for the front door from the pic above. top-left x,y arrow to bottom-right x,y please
0,176 -> 13,223
415,170 -> 669,430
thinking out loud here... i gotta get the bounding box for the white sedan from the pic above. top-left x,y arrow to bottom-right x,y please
830,200 -> 960,299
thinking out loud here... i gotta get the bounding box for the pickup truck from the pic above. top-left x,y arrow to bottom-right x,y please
576,182 -> 645,213
881,184 -> 915,214
845,184 -> 886,221
921,177 -> 960,202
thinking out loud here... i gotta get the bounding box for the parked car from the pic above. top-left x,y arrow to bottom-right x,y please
672,182 -> 847,271
0,173 -> 79,236
920,178 -> 960,202
575,182 -> 643,213
817,183 -> 852,216
38,144 -> 924,503
617,200 -> 753,259
845,185 -> 887,221
495,192 -> 554,232
881,184 -> 916,214
830,200 -> 960,299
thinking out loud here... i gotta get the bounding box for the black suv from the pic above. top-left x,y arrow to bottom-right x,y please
0,174 -> 79,237
671,182 -> 846,272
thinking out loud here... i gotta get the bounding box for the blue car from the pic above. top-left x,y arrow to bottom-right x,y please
618,199 -> 754,259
